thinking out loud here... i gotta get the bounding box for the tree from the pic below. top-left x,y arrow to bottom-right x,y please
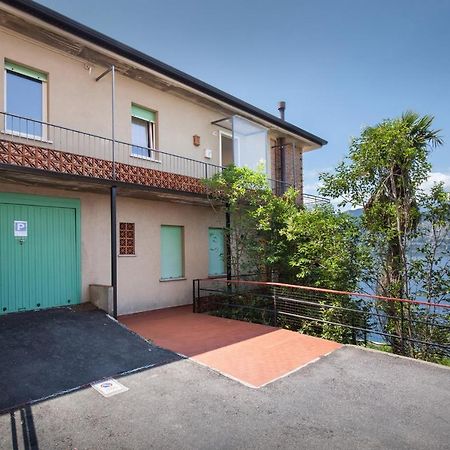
203,165 -> 369,343
319,112 -> 449,358
204,164 -> 366,288
281,206 -> 366,290
203,164 -> 298,278
281,206 -> 370,344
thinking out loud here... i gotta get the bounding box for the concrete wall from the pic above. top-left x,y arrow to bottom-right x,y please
0,28 -> 224,167
116,195 -> 224,315
0,183 -> 224,315
0,27 -> 304,180
0,24 -> 310,313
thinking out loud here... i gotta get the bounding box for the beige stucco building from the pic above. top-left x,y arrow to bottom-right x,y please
0,0 -> 327,317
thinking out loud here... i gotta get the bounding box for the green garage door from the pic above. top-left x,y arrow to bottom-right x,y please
0,193 -> 81,314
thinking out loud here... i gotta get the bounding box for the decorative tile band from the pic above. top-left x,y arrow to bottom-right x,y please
0,140 -> 206,195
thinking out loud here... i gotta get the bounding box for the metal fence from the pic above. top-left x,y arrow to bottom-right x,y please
193,278 -> 450,361
0,112 -> 223,180
302,193 -> 330,207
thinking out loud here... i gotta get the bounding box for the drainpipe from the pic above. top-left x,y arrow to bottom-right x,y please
111,185 -> 118,318
96,65 -> 118,318
225,204 -> 232,281
111,66 -> 118,319
277,101 -> 286,192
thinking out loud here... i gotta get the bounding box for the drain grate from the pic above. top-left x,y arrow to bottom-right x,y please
91,378 -> 129,398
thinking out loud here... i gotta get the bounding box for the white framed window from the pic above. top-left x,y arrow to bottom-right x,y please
131,104 -> 157,159
4,60 -> 47,139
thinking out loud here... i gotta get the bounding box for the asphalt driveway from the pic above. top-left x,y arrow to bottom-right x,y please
0,306 -> 179,413
1,346 -> 449,449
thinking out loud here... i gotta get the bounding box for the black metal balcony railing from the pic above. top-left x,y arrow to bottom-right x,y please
302,193 -> 330,207
0,112 -> 329,204
0,112 -> 223,180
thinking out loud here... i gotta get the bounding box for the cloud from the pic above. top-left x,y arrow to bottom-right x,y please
421,171 -> 450,192
303,182 -> 321,196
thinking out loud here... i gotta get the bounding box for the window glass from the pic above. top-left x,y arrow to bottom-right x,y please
160,225 -> 184,279
6,71 -> 43,136
208,228 -> 225,276
131,104 -> 156,158
131,117 -> 150,157
232,115 -> 268,173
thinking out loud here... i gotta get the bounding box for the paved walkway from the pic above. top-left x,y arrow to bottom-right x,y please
120,305 -> 341,387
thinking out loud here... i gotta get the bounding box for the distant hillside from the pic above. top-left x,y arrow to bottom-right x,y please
343,207 -> 449,252
344,208 -> 363,218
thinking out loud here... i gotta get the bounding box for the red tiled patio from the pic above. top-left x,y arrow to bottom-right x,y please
120,305 -> 342,388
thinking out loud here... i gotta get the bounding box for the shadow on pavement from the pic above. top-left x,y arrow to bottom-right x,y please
9,405 -> 38,450
0,306 -> 180,413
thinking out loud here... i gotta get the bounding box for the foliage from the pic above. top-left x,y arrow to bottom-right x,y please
410,184 -> 450,302
202,139 -> 449,361
281,206 -> 368,290
204,164 -> 298,278
280,207 -> 371,343
204,292 -> 277,326
319,111 -> 449,361
203,164 -> 366,291
203,164 -> 369,343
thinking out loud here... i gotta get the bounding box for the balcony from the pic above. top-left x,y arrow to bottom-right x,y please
0,112 -> 328,206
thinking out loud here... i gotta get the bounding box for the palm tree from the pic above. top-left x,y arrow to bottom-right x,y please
365,112 -> 442,354
320,111 -> 443,356
367,112 -> 442,299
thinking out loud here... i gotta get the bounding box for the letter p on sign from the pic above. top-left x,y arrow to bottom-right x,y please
14,220 -> 28,237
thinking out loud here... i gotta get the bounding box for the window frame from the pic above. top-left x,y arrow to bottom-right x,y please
160,225 -> 185,281
131,104 -> 158,161
4,61 -> 48,140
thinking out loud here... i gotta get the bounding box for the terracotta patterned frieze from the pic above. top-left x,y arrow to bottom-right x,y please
0,139 -> 206,195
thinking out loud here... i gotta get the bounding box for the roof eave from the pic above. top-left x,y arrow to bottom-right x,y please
2,0 -> 328,147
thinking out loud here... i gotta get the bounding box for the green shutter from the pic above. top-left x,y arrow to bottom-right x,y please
160,225 -> 183,279
5,61 -> 47,82
131,104 -> 156,122
208,228 -> 225,276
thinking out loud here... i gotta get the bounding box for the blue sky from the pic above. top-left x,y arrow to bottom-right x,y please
39,0 -> 450,194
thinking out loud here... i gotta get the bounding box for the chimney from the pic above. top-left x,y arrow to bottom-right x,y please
278,101 -> 286,121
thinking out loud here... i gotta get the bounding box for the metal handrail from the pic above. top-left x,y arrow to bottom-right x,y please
2,111 -> 113,140
196,277 -> 450,309
193,278 -> 450,360
0,111 -> 327,202
302,193 -> 330,206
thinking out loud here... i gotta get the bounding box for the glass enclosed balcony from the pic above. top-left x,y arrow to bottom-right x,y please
212,115 -> 269,173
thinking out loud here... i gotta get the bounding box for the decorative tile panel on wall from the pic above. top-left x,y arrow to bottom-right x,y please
0,139 -> 206,195
119,222 -> 135,255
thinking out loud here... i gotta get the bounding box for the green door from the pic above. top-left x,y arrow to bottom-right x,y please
0,193 -> 81,314
208,228 -> 225,276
